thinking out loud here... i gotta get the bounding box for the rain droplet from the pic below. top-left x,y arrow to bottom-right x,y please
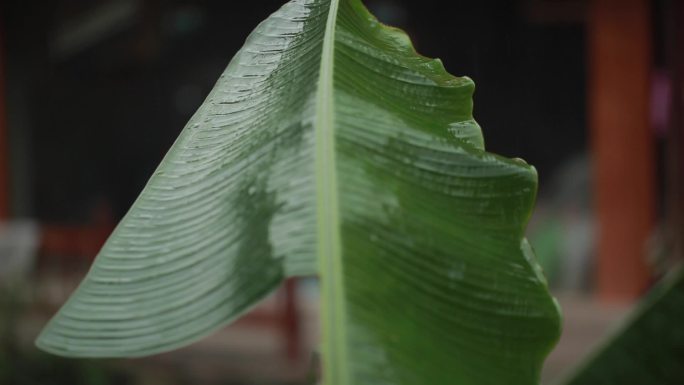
448,268 -> 464,280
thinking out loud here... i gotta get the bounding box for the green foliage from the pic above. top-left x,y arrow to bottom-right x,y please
563,266 -> 684,385
1,289 -> 119,385
37,1 -> 561,384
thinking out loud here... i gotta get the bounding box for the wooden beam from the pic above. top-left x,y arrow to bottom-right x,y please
588,0 -> 655,301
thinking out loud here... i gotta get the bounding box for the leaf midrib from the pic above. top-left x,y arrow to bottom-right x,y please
314,0 -> 348,384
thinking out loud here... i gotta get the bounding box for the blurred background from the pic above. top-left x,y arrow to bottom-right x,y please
0,0 -> 682,384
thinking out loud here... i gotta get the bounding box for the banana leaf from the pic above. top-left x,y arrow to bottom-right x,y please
37,1 -> 561,384
563,265 -> 684,385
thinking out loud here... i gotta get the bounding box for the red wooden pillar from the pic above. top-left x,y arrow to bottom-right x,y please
588,0 -> 655,301
669,2 -> 684,263
0,19 -> 8,220
283,278 -> 300,361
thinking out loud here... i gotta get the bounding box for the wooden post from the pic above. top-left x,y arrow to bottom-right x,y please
283,278 -> 300,361
668,2 -> 684,263
588,0 -> 655,301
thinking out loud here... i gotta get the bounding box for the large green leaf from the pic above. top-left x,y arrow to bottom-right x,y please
563,265 -> 684,385
37,0 -> 561,384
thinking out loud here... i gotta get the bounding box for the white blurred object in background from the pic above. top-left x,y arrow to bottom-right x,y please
0,220 -> 39,284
